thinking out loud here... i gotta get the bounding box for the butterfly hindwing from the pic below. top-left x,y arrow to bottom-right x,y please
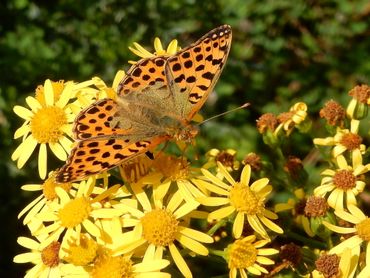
56,136 -> 166,183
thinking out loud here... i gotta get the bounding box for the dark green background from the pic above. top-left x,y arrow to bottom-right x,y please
1,0 -> 369,276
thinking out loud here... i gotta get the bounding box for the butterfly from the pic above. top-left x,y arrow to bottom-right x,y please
56,25 -> 232,183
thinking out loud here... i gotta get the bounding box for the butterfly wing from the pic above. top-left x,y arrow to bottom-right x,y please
165,24 -> 232,121
56,136 -> 165,183
117,57 -> 168,96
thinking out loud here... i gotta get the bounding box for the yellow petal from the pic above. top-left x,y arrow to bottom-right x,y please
38,143 -> 47,179
13,105 -> 33,120
176,233 -> 209,256
17,136 -> 38,168
169,243 -> 192,278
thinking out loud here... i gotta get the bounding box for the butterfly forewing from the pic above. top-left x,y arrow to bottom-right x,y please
56,25 -> 232,183
73,98 -> 127,140
118,57 -> 168,96
166,24 -> 232,121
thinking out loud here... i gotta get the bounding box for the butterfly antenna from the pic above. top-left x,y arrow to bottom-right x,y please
196,102 -> 250,126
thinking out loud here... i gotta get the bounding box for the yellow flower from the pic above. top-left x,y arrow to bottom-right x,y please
275,188 -> 315,237
129,36 -> 180,62
11,79 -> 96,179
323,204 -> 370,278
225,235 -> 278,278
203,148 -> 240,172
311,249 -> 354,278
313,119 -> 365,157
195,163 -> 283,239
115,188 -> 213,278
14,237 -> 88,277
314,153 -> 369,210
275,102 -> 308,136
32,179 -> 125,254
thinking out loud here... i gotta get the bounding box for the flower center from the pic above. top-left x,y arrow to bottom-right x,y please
315,254 -> 340,278
216,151 -> 236,169
332,170 -> 356,190
141,208 -> 179,246
227,240 -> 258,269
59,197 -> 91,228
64,234 -> 98,266
43,175 -> 72,201
41,241 -> 61,267
340,133 -> 362,151
30,106 -> 67,144
91,254 -> 133,278
256,113 -> 278,133
229,183 -> 264,215
356,218 -> 370,241
304,196 -> 329,217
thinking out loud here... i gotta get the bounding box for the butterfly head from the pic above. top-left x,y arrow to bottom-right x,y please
173,124 -> 199,143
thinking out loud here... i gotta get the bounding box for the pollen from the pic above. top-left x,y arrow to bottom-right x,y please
41,241 -> 61,268
43,175 -> 72,201
227,239 -> 258,269
315,253 -> 340,278
64,234 -> 98,266
256,113 -> 278,133
356,218 -> 370,241
91,254 -> 133,278
141,208 -> 179,246
153,155 -> 189,181
348,84 -> 370,103
304,196 -> 329,217
339,133 -> 362,151
59,197 -> 91,228
30,106 -> 67,144
332,170 -> 356,190
319,100 -> 345,127
229,183 -> 264,215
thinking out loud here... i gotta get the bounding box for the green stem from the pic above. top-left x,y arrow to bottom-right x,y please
285,231 -> 326,249
207,219 -> 227,236
208,248 -> 225,258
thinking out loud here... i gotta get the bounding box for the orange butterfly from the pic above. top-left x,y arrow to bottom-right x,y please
56,25 -> 232,183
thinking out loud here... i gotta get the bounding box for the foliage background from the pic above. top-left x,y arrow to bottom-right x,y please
1,0 -> 369,276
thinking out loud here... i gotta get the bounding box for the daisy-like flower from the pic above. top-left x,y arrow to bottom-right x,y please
314,153 -> 369,210
312,249 -> 353,278
203,148 -> 240,172
275,102 -> 308,136
114,187 -> 213,278
11,79 -> 96,179
224,235 -> 278,278
195,163 -> 283,239
323,204 -> 370,278
275,188 -> 315,237
14,237 -> 88,278
129,36 -> 180,62
313,119 -> 365,157
33,179 -> 126,254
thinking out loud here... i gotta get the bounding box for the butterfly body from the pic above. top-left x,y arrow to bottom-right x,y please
56,25 -> 232,183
